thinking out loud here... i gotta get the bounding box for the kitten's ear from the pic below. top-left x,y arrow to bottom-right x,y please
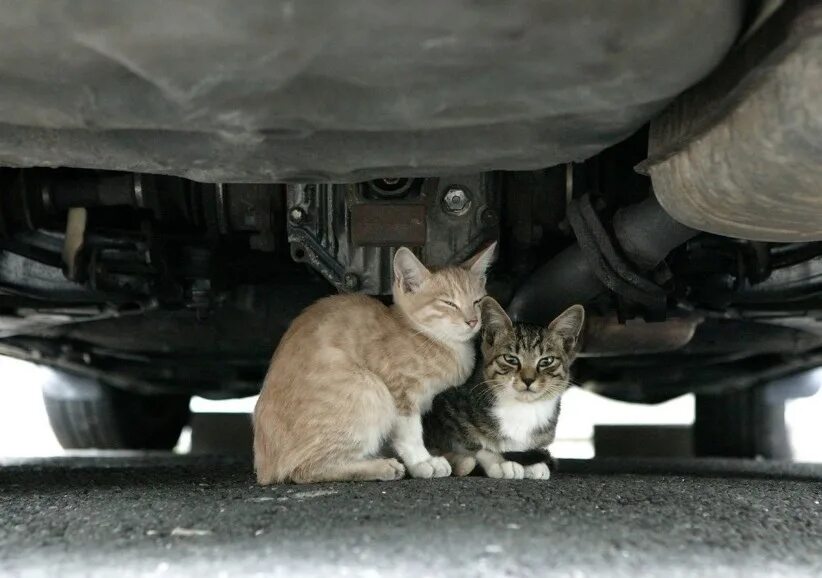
548,305 -> 586,354
393,247 -> 431,294
480,297 -> 512,345
461,241 -> 497,279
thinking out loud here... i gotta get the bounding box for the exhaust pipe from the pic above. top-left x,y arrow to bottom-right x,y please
508,196 -> 696,326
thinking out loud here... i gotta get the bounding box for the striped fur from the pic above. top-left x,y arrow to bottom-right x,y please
424,298 -> 584,479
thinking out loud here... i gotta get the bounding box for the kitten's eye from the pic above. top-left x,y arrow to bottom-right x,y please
502,354 -> 520,366
440,300 -> 458,309
473,296 -> 486,306
538,356 -> 557,369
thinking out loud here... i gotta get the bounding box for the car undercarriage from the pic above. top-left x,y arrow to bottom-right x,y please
1,0 -> 820,456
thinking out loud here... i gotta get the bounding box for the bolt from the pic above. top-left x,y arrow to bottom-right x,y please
442,186 -> 472,215
343,273 -> 360,291
289,207 -> 306,224
292,245 -> 307,261
369,178 -> 412,198
481,208 -> 498,225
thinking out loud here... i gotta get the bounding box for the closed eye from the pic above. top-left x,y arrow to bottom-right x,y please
440,300 -> 458,309
473,295 -> 486,306
502,354 -> 520,366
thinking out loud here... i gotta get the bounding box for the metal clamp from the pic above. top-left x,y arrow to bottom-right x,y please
567,195 -> 667,318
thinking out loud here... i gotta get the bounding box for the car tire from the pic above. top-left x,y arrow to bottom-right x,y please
694,387 -> 790,460
694,372 -> 820,460
41,368 -> 190,450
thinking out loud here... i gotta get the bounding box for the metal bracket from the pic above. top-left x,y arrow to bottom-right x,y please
286,176 -> 499,294
62,207 -> 87,282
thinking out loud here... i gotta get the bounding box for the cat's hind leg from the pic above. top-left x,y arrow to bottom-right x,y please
255,364 -> 397,484
443,452 -> 477,477
291,458 -> 406,483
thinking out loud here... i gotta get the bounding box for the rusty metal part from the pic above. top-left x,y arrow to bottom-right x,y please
350,205 -> 426,247
580,315 -> 702,357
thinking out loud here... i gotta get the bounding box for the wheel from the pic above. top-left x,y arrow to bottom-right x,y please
41,368 -> 190,450
694,372 -> 821,460
694,388 -> 789,459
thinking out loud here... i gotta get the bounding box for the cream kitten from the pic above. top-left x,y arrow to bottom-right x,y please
253,243 -> 496,484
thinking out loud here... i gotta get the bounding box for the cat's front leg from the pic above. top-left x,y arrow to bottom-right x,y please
392,414 -> 452,478
522,462 -> 551,480
476,449 -> 525,479
503,448 -> 555,480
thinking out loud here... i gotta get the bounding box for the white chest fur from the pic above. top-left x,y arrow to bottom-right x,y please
492,397 -> 558,451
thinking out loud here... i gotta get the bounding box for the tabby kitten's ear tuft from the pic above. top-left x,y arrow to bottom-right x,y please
548,304 -> 586,354
461,241 -> 497,279
480,296 -> 512,345
393,247 -> 431,294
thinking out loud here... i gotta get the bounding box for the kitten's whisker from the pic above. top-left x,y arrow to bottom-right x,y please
467,379 -> 498,395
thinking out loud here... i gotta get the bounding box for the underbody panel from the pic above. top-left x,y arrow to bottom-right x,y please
3,1 -> 822,405
0,1 -> 742,182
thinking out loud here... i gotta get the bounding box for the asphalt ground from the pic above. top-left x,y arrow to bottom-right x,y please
1,456 -> 821,577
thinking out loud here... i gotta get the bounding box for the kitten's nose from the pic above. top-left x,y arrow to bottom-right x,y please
522,377 -> 535,388
466,318 -> 478,328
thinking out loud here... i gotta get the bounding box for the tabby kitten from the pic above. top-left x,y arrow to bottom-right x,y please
253,243 -> 496,484
424,298 -> 584,479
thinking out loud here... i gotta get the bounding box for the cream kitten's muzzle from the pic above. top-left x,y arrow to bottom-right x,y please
457,317 -> 481,340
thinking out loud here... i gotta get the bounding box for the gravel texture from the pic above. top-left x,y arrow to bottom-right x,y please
1,456 -> 821,577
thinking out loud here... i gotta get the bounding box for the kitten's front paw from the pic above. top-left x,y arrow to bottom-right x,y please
486,460 -> 525,480
523,462 -> 551,480
407,456 -> 452,478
